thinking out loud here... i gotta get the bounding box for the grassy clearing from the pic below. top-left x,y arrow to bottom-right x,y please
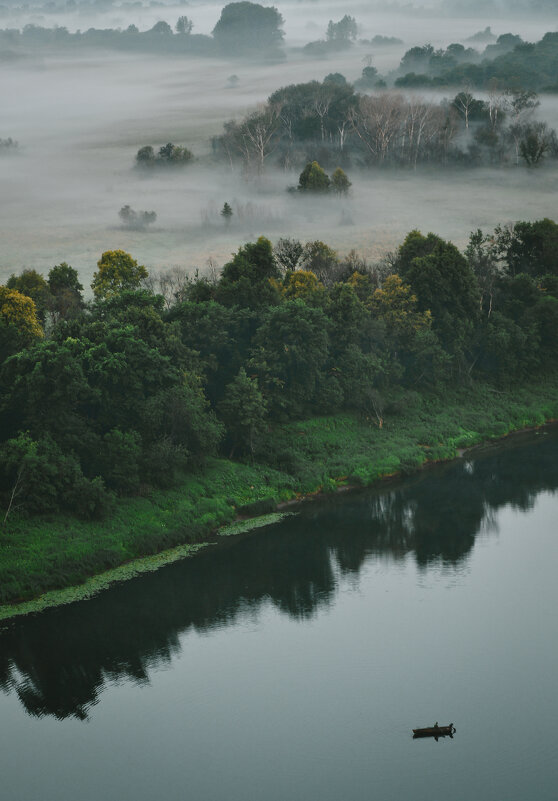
1,375 -> 557,611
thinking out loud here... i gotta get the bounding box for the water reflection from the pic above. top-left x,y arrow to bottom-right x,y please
1,430 -> 557,721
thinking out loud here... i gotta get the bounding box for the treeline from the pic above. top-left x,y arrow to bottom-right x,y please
216,77 -> 558,170
394,32 -> 558,92
0,2 -> 286,57
2,219 -> 558,521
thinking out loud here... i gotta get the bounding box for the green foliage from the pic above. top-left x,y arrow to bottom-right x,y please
6,270 -> 50,324
301,241 -> 339,284
0,432 -> 111,520
217,237 -> 282,308
331,167 -> 351,194
403,234 -> 480,357
495,218 -> 558,277
218,367 -> 268,457
2,220 -> 558,607
47,262 -> 84,320
91,250 -> 148,300
250,300 -> 329,418
298,161 -> 331,193
135,143 -> 193,168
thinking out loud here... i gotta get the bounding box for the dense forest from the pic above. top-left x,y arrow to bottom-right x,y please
1,218 -> 558,523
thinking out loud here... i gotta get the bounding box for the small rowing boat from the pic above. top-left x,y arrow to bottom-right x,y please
412,723 -> 456,739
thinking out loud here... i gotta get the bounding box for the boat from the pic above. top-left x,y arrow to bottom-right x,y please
412,723 -> 456,739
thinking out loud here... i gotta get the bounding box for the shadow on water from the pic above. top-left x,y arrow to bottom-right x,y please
1,429 -> 557,721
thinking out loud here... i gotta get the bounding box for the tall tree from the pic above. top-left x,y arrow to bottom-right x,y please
91,251 -> 148,300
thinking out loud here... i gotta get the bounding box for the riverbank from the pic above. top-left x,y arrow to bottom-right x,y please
1,376 -> 558,620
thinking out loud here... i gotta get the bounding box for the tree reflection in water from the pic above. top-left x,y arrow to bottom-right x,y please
1,430 -> 557,721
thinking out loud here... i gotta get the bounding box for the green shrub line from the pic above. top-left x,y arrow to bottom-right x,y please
1,376 -> 557,621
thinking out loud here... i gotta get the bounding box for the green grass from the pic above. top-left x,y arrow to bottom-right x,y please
1,374 -> 558,612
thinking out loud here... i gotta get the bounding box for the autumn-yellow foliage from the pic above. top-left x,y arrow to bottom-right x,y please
370,274 -> 432,342
0,285 -> 44,340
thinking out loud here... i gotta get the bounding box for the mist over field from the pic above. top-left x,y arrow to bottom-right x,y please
2,0 -> 558,287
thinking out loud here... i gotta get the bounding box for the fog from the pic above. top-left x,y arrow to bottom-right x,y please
1,0 -> 558,287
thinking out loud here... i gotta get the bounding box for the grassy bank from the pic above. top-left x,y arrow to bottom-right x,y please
1,375 -> 558,615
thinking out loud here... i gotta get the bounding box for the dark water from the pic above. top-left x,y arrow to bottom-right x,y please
2,430 -> 558,801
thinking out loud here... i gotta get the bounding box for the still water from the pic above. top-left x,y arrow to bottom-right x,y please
1,430 -> 558,801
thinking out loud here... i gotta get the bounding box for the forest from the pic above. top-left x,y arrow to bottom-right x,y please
216,77 -> 558,170
1,218 -> 558,524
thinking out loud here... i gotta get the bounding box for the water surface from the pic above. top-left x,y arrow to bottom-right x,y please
1,430 -> 558,801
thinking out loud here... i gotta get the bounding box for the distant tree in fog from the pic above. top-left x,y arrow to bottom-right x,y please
118,206 -> 157,230
331,167 -> 351,194
355,65 -> 379,90
0,137 -> 18,152
323,73 -> 348,87
298,161 -> 330,193
519,122 -> 555,166
175,16 -> 193,35
221,107 -> 280,174
149,21 -> 173,36
326,15 -> 357,43
158,142 -> 193,164
221,202 -> 233,227
136,145 -> 155,166
212,2 -> 284,55
135,143 -> 193,168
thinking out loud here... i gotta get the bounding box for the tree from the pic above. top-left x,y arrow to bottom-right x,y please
218,368 -> 267,457
273,238 -> 303,273
451,90 -> 486,129
404,237 -> 480,361
217,237 -> 282,308
158,142 -> 193,164
326,15 -> 358,42
355,65 -> 378,89
221,202 -> 233,226
175,16 -> 193,35
298,161 -> 330,193
136,145 -> 155,166
301,241 -> 339,285
0,286 -> 43,342
331,167 -> 351,194
495,218 -> 558,277
465,230 -> 501,316
283,270 -> 325,304
250,300 -> 329,418
149,20 -> 172,35
6,269 -> 50,324
519,122 -> 554,166
118,206 -> 157,230
0,432 -> 110,520
91,250 -> 148,300
370,275 -> 432,351
213,2 -> 284,54
47,262 -> 83,321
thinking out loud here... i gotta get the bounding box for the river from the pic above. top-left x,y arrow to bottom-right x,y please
1,429 -> 558,801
